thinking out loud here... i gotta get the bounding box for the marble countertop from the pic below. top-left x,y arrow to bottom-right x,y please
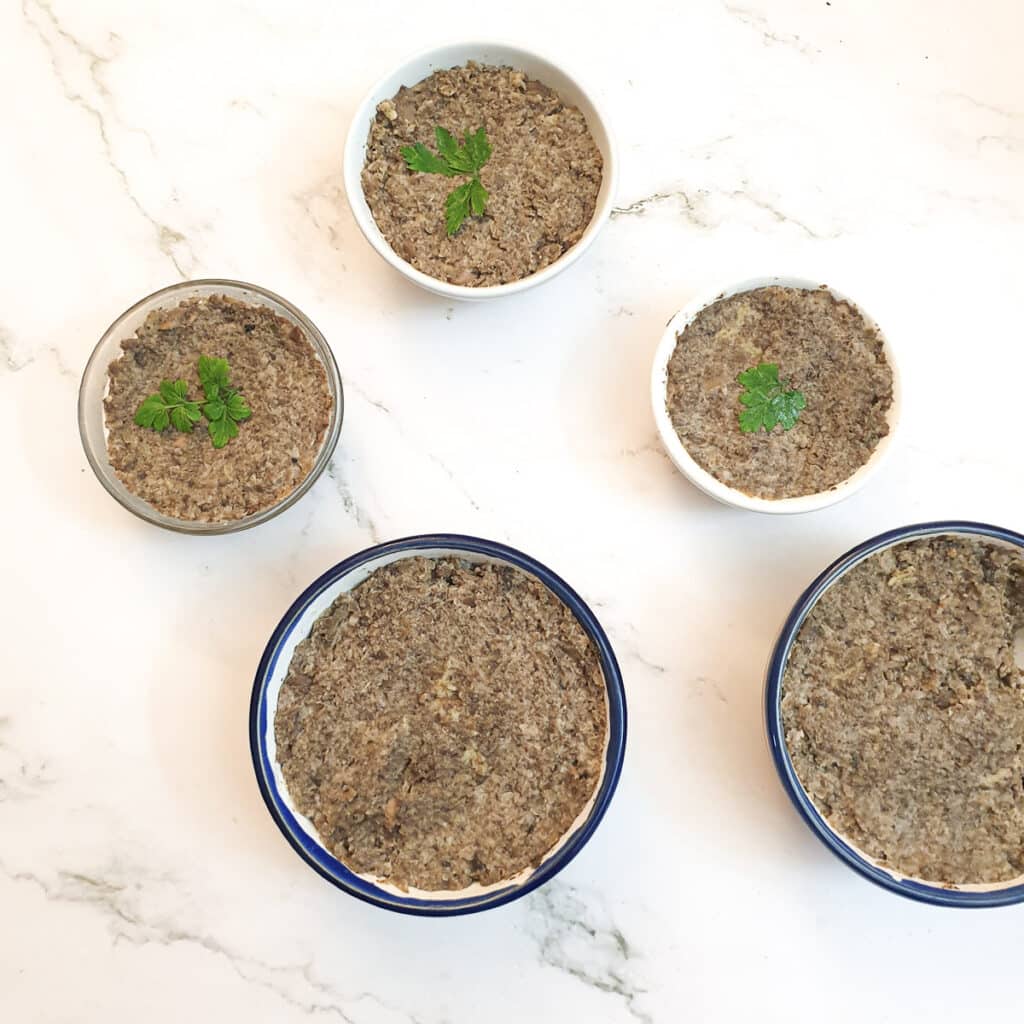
3,0 -> 1023,1020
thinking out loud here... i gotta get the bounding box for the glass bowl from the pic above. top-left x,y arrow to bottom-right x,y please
78,279 -> 344,535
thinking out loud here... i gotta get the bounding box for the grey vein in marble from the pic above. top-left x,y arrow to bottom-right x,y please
293,172 -> 348,257
612,189 -> 713,229
526,883 -> 652,1023
0,860 -> 424,1023
977,134 -> 1024,154
0,718 -> 54,803
422,447 -> 482,513
357,383 -> 483,516
345,378 -> 392,416
728,188 -> 840,239
930,188 -> 1022,222
942,91 -> 1024,122
592,608 -> 667,676
723,3 -> 819,57
617,437 -> 664,461
327,459 -> 381,544
328,377 -> 482,525
0,327 -> 76,378
692,675 -> 729,705
21,0 -> 195,278
612,184 -> 837,238
228,97 -> 267,117
0,328 -> 33,373
938,92 -> 1024,158
623,646 -> 667,676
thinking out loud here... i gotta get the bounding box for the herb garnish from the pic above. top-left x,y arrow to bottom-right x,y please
134,380 -> 202,433
401,126 -> 492,236
134,355 -> 251,449
198,355 -> 252,449
737,363 -> 806,433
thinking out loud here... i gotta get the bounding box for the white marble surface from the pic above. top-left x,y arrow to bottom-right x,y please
3,0 -> 1023,1020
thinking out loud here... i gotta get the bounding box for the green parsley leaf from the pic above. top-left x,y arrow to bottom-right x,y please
169,403 -> 202,432
159,379 -> 189,404
469,177 -> 488,217
134,356 -> 251,447
134,379 -> 201,434
134,394 -> 171,431
208,414 -> 239,449
445,181 -> 474,237
200,355 -> 252,447
198,355 -> 230,391
203,398 -> 226,422
400,125 -> 493,235
401,142 -> 457,177
226,392 -> 251,421
737,363 -> 806,433
462,127 -> 492,172
434,127 -> 475,173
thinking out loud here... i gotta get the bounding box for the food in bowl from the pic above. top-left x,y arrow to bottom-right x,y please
360,61 -> 603,287
665,286 -> 893,500
273,555 -> 609,892
103,295 -> 333,523
782,533 -> 1024,886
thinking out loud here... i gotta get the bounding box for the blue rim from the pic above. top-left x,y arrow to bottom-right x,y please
250,534 -> 627,916
765,520 -> 1024,908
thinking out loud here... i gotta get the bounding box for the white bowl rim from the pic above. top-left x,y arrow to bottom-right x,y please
764,520 -> 1024,907
250,533 -> 628,916
650,275 -> 902,514
342,39 -> 619,301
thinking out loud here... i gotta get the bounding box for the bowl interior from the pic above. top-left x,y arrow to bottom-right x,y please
651,276 -> 901,514
251,535 -> 627,915
343,42 -> 617,301
765,521 -> 1024,907
79,279 -> 343,535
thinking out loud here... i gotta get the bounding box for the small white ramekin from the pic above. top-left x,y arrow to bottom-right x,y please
650,276 -> 901,514
342,42 -> 617,302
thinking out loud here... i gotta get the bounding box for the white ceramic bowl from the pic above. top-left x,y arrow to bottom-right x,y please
765,521 -> 1024,907
342,42 -> 617,302
250,534 -> 627,916
650,276 -> 901,514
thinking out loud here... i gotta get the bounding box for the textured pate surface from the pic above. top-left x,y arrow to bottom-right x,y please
274,556 -> 609,891
361,62 -> 603,287
104,296 -> 332,522
782,535 -> 1024,885
666,286 -> 893,499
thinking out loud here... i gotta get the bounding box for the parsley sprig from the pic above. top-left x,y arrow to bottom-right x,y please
135,380 -> 202,433
737,363 -> 806,433
134,355 -> 251,449
197,356 -> 252,448
401,126 -> 492,236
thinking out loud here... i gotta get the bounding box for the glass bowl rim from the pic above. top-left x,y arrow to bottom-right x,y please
78,278 -> 344,535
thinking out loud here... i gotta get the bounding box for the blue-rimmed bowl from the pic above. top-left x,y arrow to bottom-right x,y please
765,520 -> 1024,908
250,534 -> 627,916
